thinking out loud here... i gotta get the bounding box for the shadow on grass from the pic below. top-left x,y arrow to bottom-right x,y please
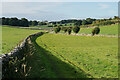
26,33 -> 92,79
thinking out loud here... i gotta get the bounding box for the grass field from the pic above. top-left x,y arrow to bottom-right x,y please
79,24 -> 118,35
2,26 -> 44,53
60,24 -> 118,35
36,33 -> 118,78
58,23 -> 74,27
2,24 -> 118,78
29,23 -> 75,28
27,36 -> 90,78
30,24 -> 118,36
30,25 -> 48,28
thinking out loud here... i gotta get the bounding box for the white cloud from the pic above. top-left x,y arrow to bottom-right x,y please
1,1 -> 118,21
2,2 -> 62,14
98,4 -> 110,9
1,0 -> 61,2
2,2 -> 70,21
3,3 -> 36,14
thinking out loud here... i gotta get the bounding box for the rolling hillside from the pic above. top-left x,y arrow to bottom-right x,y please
2,26 -> 43,53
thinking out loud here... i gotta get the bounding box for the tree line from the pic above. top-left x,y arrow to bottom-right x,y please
53,26 -> 100,36
1,16 -> 119,27
1,17 -> 29,27
50,16 -> 119,27
0,17 -> 42,27
0,17 -> 50,27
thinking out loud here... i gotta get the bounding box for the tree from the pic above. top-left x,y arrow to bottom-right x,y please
109,18 -> 112,20
2,17 -> 5,25
65,24 -> 67,26
113,16 -> 119,20
50,22 -> 56,25
74,20 -> 82,26
29,21 -> 33,26
0,18 -> 2,25
62,27 -> 67,33
92,27 -> 100,36
39,22 -> 47,25
2,17 -> 10,25
73,26 -> 80,34
54,24 -> 57,27
20,18 -> 29,27
48,25 -> 53,27
59,24 -> 63,26
82,20 -> 87,25
9,17 -> 19,26
54,27 -> 61,33
86,18 -> 93,24
67,27 -> 72,35
32,20 -> 38,26
1,17 -> 29,27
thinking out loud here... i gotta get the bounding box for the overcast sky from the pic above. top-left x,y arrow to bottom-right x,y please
1,0 -> 119,21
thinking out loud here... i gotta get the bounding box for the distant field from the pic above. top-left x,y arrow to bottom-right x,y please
58,23 -> 74,27
30,25 -> 48,28
59,24 -> 118,35
32,24 -> 118,36
36,33 -> 118,78
79,24 -> 118,35
30,23 -> 74,28
2,26 -> 44,53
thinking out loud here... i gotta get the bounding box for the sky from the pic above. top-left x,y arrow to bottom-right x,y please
1,0 -> 120,2
1,1 -> 118,21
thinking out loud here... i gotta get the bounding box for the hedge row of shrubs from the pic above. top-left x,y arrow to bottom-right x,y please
53,26 -> 100,36
92,20 -> 117,26
53,26 -> 80,35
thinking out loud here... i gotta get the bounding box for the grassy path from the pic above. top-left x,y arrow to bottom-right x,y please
26,33 -> 91,78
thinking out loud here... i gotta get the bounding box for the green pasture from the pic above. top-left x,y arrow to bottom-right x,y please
59,24 -> 118,35
1,24 -> 118,78
30,23 -> 74,28
58,23 -> 74,27
2,26 -> 43,53
79,24 -> 118,35
27,35 -> 90,78
36,33 -> 118,78
30,25 -> 48,28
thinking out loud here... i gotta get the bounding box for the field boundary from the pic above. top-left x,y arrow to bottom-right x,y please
51,32 -> 118,37
1,32 -> 44,78
62,33 -> 118,37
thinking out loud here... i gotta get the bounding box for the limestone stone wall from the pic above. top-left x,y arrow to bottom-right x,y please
1,32 -> 43,79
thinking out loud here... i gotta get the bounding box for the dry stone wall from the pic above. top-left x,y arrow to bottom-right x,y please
1,32 -> 44,79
